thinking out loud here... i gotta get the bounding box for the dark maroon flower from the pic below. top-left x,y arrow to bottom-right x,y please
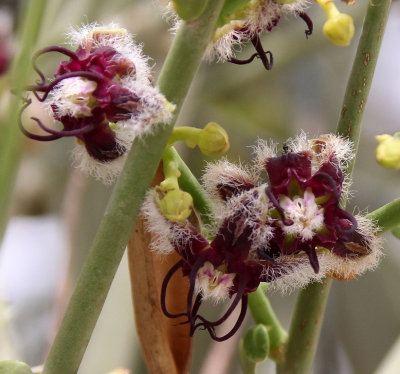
144,135 -> 382,341
19,25 -> 173,183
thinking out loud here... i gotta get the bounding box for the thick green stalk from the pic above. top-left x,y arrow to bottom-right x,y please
41,2 -> 225,374
248,284 -> 287,362
336,0 -> 392,173
367,198 -> 400,233
277,1 -> 392,373
0,0 -> 48,241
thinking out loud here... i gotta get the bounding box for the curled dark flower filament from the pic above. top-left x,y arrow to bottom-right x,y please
312,171 -> 358,234
18,95 -> 98,142
228,34 -> 273,71
227,11 -> 313,70
161,258 -> 249,342
296,11 -> 313,38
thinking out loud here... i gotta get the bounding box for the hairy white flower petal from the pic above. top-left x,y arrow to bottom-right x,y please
279,188 -> 324,241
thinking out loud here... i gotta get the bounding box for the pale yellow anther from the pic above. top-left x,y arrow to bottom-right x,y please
316,0 -> 354,46
376,133 -> 400,169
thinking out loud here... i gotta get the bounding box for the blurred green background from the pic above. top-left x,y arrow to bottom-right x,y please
0,0 -> 399,373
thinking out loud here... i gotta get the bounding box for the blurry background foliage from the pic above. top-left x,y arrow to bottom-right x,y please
0,0 -> 399,373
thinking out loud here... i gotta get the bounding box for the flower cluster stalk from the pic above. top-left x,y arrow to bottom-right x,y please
41,1 -> 226,373
277,1 -> 393,373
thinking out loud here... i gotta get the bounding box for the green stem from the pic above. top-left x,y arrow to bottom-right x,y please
0,0 -> 48,242
164,146 -> 215,226
168,126 -> 201,148
366,198 -> 400,233
336,0 -> 393,174
248,284 -> 287,362
161,147 -> 181,191
277,1 -> 392,373
41,2 -> 225,374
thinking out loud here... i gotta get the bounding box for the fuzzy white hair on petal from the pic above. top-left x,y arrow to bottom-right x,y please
265,254 -> 325,294
322,214 -> 384,280
70,143 -> 126,185
202,159 -> 259,216
67,22 -> 152,84
203,22 -> 247,62
141,189 -> 175,254
46,77 -> 97,118
119,79 -> 175,137
285,130 -> 310,154
311,133 -> 354,170
251,138 -> 277,172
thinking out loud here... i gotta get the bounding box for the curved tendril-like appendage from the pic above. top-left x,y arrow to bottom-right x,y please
18,99 -> 61,141
160,260 -> 188,320
30,117 -> 97,137
305,244 -> 320,273
192,273 -> 247,328
186,256 -> 208,328
312,172 -> 358,234
312,171 -> 340,204
227,34 -> 273,71
265,186 -> 293,226
27,71 -> 103,102
228,53 -> 259,65
195,295 -> 248,342
18,98 -> 98,142
251,34 -> 273,70
32,46 -> 80,86
336,210 -> 358,235
296,11 -> 313,38
161,257 -> 250,342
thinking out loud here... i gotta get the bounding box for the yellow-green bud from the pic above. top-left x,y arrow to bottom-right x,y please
323,13 -> 354,46
241,324 -> 270,363
0,360 -> 33,374
376,133 -> 400,169
198,122 -> 230,157
159,190 -> 193,221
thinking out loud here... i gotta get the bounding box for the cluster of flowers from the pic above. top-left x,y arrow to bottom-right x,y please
165,0 -> 354,70
21,24 -> 174,184
143,133 -> 382,341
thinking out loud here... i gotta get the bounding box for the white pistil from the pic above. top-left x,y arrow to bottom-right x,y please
279,188 -> 324,241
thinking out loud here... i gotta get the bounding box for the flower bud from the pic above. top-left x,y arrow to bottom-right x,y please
323,13 -> 354,46
198,122 -> 230,157
159,190 -> 193,221
241,324 -> 270,363
0,360 -> 33,374
376,133 -> 400,169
